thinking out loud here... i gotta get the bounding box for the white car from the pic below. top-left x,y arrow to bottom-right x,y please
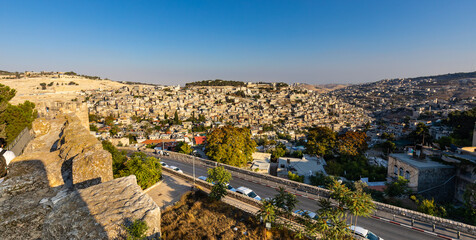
235,186 -> 261,201
169,166 -> 183,173
350,226 -> 384,240
160,162 -> 169,168
197,176 -> 236,191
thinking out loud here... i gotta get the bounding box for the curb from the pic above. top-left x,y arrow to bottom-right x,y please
143,180 -> 163,193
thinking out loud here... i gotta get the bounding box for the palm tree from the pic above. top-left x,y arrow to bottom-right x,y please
258,200 -> 276,224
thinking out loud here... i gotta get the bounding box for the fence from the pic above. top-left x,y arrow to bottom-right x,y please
7,127 -> 35,156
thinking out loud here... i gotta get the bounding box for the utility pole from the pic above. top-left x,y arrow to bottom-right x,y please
192,122 -> 196,185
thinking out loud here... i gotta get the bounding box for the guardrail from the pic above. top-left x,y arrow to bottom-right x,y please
125,147 -> 476,236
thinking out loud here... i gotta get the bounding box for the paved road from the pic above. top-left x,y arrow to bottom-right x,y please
150,153 -> 475,240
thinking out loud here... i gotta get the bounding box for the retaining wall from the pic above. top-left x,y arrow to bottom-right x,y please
7,127 -> 35,156
132,148 -> 476,236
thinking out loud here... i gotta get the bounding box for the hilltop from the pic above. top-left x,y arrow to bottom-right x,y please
0,71 -> 128,105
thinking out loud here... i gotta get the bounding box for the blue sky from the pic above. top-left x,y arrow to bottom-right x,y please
1,0 -> 475,85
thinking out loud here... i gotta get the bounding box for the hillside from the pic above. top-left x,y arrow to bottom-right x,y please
0,76 -> 126,105
329,71 -> 476,112
161,191 -> 298,240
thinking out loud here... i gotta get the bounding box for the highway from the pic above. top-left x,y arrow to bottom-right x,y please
145,151 -> 476,240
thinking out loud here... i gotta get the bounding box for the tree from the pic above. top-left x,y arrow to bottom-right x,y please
381,132 -> 395,141
207,166 -> 232,200
336,131 -> 368,156
347,181 -> 375,231
88,114 -> 99,123
410,123 -> 431,145
271,187 -> 298,215
104,115 -> 115,126
89,124 -> 98,132
126,152 -> 162,189
314,179 -> 374,240
102,140 -> 129,177
305,127 -> 336,157
205,126 -> 256,167
258,199 -> 276,224
436,136 -> 453,150
109,125 -> 119,136
446,107 -> 476,145
381,140 -> 396,154
177,141 -> 192,154
0,87 -> 36,143
463,183 -> 476,225
173,110 -> 181,125
385,176 -> 409,197
270,143 -> 286,162
309,171 -> 334,187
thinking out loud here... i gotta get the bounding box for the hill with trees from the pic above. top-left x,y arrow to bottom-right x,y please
185,79 -> 246,87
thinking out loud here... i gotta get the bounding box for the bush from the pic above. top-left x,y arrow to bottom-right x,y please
124,152 -> 162,189
125,219 -> 148,240
385,176 -> 409,197
288,171 -> 304,182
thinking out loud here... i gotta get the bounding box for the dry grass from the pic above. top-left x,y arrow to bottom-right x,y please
161,191 -> 299,240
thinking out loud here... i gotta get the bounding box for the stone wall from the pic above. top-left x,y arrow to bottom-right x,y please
58,114 -> 113,188
0,116 -> 161,239
42,176 -> 161,239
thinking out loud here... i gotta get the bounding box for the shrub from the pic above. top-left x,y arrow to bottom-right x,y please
288,171 -> 304,182
125,219 -> 148,240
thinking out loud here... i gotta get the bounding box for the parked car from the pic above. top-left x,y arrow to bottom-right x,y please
197,176 -> 236,191
294,209 -> 318,220
226,183 -> 236,192
235,186 -> 261,201
350,226 -> 384,240
169,166 -> 183,173
163,152 -> 169,156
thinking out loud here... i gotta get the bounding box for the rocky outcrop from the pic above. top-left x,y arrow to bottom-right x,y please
43,175 -> 161,239
58,114 -> 113,188
0,115 -> 161,239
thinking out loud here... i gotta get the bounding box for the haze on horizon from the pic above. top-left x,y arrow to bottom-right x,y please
1,0 -> 475,85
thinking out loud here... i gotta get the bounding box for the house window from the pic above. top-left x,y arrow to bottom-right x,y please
405,171 -> 410,180
394,165 -> 398,175
399,168 -> 404,176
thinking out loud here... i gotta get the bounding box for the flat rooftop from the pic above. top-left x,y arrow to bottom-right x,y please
390,153 -> 453,169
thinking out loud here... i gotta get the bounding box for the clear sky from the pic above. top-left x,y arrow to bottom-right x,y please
1,0 -> 475,85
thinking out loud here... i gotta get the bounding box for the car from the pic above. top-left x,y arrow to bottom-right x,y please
163,152 -> 169,156
226,183 -> 236,192
294,209 -> 318,220
350,226 -> 384,240
160,162 -> 169,168
169,166 -> 183,173
198,176 -> 208,181
235,186 -> 261,201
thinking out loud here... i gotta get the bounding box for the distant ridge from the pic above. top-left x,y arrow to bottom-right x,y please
379,70 -> 476,83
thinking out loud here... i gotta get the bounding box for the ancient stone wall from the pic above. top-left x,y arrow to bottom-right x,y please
0,116 -> 161,239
